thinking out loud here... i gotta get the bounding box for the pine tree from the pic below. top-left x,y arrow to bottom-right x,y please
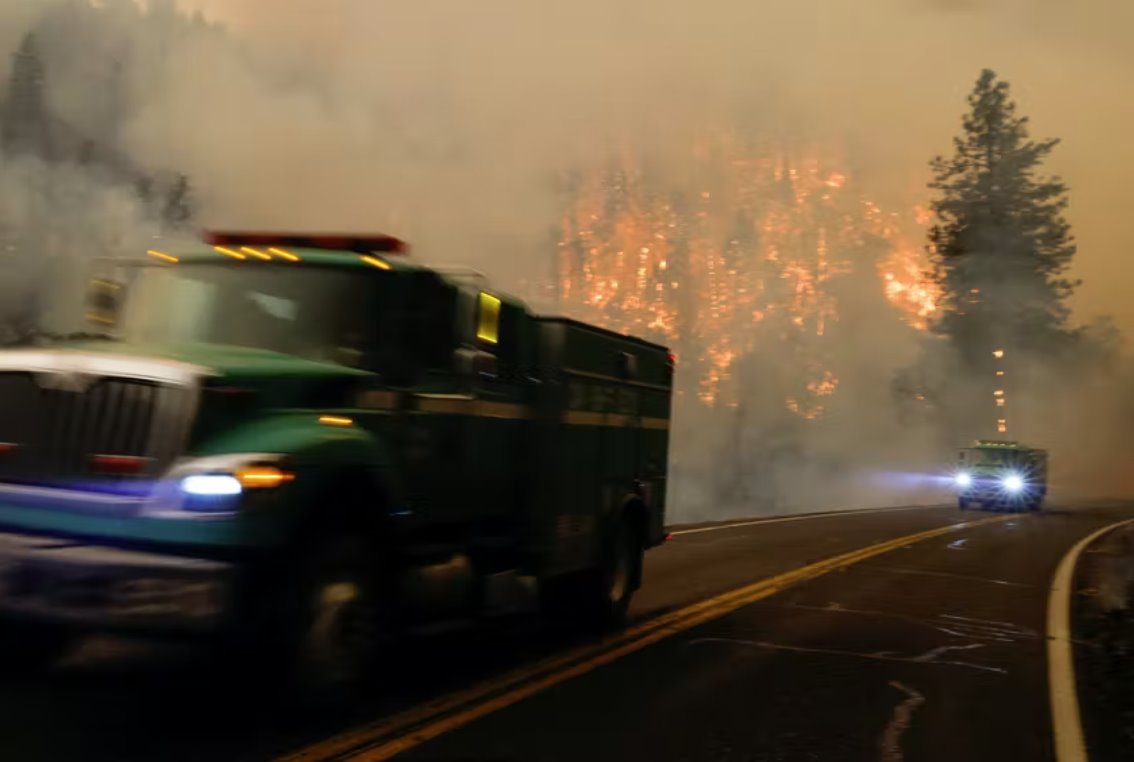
1,33 -> 53,159
161,174 -> 194,229
928,69 -> 1078,369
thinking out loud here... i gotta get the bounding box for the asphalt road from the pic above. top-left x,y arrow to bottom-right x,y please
0,502 -> 1130,762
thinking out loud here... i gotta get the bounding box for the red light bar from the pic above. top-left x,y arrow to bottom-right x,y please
90,454 -> 151,475
202,231 -> 409,255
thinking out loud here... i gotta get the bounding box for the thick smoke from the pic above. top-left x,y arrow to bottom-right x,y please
1,0 -> 1132,518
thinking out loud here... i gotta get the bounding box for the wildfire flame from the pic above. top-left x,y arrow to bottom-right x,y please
555,133 -> 939,414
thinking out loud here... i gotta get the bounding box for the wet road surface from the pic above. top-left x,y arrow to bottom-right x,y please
0,502 -> 1129,762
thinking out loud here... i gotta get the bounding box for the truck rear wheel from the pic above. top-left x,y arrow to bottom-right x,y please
542,514 -> 642,631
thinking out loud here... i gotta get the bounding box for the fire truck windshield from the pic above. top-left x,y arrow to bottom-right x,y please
961,448 -> 1020,467
118,263 -> 375,366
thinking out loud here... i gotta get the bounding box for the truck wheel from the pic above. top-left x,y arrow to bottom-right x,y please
267,533 -> 387,705
602,516 -> 640,625
542,514 -> 642,631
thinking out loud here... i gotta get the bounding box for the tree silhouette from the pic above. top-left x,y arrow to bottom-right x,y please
928,69 -> 1078,369
1,33 -> 53,159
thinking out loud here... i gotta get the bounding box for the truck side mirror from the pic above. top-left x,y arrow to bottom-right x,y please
86,279 -> 124,329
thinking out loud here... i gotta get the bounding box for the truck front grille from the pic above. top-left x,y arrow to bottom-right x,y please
0,373 -> 198,491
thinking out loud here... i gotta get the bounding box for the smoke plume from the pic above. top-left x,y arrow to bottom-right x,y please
2,0 -> 1132,517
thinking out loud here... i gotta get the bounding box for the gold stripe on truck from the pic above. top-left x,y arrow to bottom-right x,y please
415,395 -> 530,420
409,395 -> 668,428
562,411 -> 670,430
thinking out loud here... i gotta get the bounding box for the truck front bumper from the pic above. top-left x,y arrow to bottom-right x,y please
0,532 -> 236,634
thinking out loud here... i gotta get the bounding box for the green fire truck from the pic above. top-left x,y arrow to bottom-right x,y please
954,440 -> 1048,512
0,232 -> 673,692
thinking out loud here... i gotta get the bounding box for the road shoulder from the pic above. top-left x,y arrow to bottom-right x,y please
1072,521 -> 1134,761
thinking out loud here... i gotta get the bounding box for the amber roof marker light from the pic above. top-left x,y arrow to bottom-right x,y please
214,246 -> 246,260
202,231 -> 409,255
360,255 -> 392,270
240,246 -> 272,261
268,247 -> 301,262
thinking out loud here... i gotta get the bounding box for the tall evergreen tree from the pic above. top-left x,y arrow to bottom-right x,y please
161,174 -> 194,229
928,69 -> 1078,369
1,33 -> 53,159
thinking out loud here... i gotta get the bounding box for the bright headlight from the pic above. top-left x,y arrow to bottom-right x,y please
181,474 -> 242,496
955,472 -> 972,488
1002,473 -> 1024,493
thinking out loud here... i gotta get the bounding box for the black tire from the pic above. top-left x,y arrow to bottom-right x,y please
542,514 -> 642,632
250,532 -> 387,706
958,497 -> 970,510
0,621 -> 78,673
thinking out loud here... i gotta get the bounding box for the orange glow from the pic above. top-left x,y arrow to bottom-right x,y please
554,133 -> 938,412
147,249 -> 178,263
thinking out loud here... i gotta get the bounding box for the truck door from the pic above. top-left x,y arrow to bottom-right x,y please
465,292 -> 530,528
363,273 -> 463,527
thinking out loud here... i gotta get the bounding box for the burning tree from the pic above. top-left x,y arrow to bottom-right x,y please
556,133 -> 935,411
555,132 -> 939,512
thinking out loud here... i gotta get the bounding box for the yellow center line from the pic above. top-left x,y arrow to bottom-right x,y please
277,514 -> 1010,762
1047,517 -> 1134,762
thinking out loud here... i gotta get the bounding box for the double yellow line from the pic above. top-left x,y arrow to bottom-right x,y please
279,514 -> 1010,762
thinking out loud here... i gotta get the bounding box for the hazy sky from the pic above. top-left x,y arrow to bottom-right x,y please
168,0 -> 1133,330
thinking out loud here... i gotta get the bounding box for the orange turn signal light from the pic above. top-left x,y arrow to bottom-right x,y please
234,465 -> 294,489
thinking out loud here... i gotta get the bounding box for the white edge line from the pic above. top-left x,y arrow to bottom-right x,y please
1047,517 -> 1134,762
670,505 -> 936,536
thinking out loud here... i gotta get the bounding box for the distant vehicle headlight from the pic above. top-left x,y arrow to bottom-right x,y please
1002,473 -> 1025,493
955,472 -> 972,488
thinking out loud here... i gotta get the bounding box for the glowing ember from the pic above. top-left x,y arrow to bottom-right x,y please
555,133 -> 938,415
